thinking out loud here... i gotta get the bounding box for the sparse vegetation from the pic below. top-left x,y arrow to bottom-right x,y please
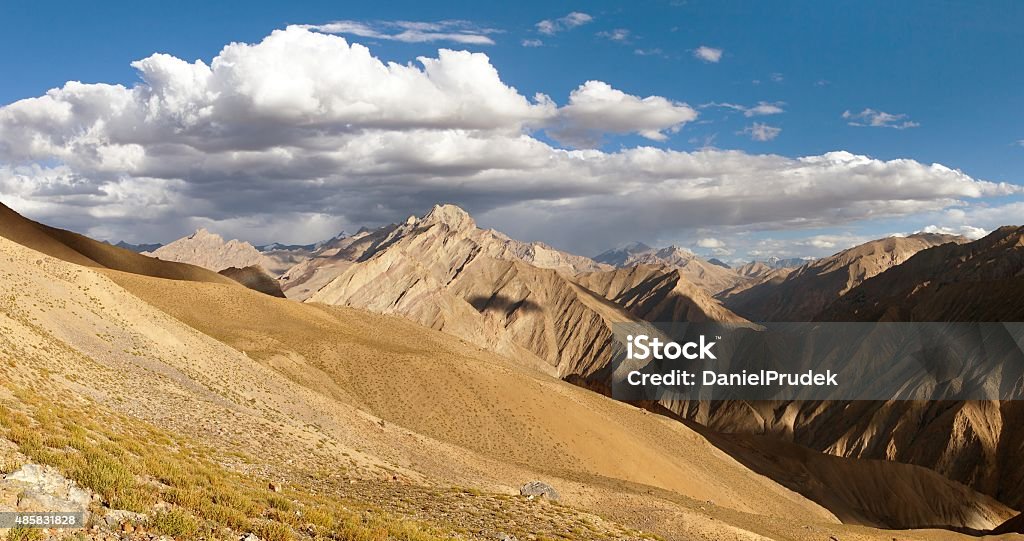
0,385 -> 454,540
149,509 -> 199,538
251,518 -> 294,541
4,527 -> 44,541
0,455 -> 21,475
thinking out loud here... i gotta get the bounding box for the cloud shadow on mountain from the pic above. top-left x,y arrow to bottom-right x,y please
466,294 -> 542,315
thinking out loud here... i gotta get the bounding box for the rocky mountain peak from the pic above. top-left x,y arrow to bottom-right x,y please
620,241 -> 653,252
421,204 -> 476,230
146,228 -> 269,272
593,242 -> 654,266
187,227 -> 220,241
657,245 -> 695,258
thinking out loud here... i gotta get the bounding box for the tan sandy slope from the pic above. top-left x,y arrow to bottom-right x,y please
0,202 -> 234,285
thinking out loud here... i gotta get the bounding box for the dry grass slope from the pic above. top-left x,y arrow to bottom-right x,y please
0,202 -> 234,286
0,385 -> 463,541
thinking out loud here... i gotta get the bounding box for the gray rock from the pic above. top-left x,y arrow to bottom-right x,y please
519,481 -> 560,501
3,463 -> 91,513
17,489 -> 78,512
240,534 -> 261,541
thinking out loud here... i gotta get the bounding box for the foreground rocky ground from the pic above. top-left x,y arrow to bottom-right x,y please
0,387 -> 656,541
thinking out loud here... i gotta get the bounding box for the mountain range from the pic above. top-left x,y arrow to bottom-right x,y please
721,233 -> 967,321
2,199 -> 1023,540
143,211 -> 810,304
594,242 -> 755,294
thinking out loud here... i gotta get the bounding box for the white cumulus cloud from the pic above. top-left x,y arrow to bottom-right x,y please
919,224 -> 988,240
548,81 -> 699,146
697,237 -> 725,248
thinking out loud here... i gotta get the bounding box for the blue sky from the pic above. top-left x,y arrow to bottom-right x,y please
0,0 -> 1022,259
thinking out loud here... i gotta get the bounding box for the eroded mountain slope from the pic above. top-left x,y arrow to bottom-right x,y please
309,205 -> 635,378
723,233 -> 964,321
664,229 -> 1024,512
819,226 -> 1024,322
577,264 -> 748,323
282,205 -> 609,300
